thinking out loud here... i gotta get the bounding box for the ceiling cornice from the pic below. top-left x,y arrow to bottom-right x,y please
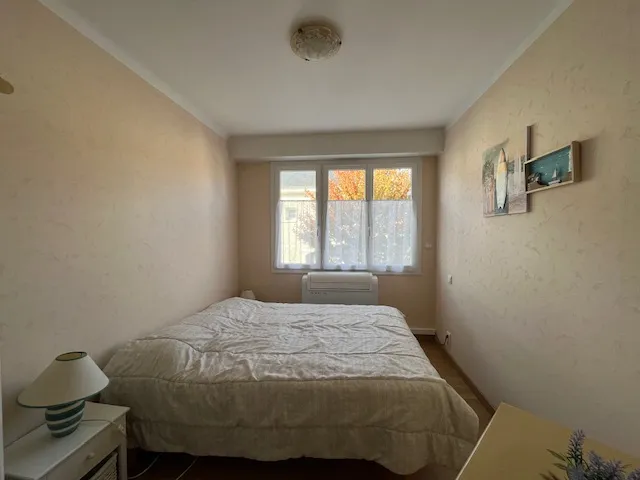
447,0 -> 574,130
39,0 -> 228,138
39,0 -> 572,139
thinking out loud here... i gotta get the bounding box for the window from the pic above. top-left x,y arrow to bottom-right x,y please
273,159 -> 420,273
325,168 -> 367,269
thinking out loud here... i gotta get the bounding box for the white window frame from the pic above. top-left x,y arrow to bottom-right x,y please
271,158 -> 422,275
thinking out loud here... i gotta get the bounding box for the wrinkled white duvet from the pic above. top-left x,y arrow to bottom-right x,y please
101,298 -> 478,474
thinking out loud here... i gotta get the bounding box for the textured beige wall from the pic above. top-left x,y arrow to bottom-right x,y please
438,0 -> 639,455
238,159 -> 437,329
0,0 -> 237,444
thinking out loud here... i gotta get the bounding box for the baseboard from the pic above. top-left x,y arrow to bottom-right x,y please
439,347 -> 495,415
410,328 -> 436,335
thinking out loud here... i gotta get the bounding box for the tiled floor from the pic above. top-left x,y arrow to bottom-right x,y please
418,336 -> 494,433
129,336 -> 493,480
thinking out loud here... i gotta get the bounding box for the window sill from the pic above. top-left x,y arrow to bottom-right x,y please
271,268 -> 422,276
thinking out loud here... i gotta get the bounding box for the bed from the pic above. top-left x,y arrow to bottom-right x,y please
101,297 -> 479,475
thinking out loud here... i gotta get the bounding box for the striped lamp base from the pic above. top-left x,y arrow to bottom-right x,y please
45,400 -> 85,438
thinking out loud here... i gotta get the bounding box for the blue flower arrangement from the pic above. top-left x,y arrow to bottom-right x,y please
542,431 -> 640,480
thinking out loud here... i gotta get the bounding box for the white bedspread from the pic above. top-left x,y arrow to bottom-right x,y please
101,298 -> 478,474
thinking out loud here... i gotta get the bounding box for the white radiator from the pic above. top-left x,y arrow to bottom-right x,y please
301,272 -> 379,305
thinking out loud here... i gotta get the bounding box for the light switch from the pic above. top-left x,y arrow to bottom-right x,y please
447,275 -> 453,284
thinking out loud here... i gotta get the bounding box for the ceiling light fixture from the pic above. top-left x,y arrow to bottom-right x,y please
290,25 -> 342,61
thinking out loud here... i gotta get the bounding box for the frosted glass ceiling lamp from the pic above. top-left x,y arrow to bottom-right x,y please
291,25 -> 342,61
18,352 -> 109,438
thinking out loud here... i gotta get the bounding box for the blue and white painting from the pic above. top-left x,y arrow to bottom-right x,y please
526,145 -> 573,191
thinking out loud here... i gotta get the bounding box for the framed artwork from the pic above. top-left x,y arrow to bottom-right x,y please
525,142 -> 581,194
482,140 -> 527,217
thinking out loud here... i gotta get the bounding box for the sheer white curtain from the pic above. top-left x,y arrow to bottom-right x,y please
369,199 -> 416,272
275,200 -> 320,269
323,200 -> 368,270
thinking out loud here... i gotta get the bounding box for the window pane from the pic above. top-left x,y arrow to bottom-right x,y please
372,167 -> 415,269
328,169 -> 365,200
325,200 -> 367,268
371,200 -> 414,268
280,170 -> 316,199
325,169 -> 367,268
277,171 -> 318,267
373,168 -> 412,200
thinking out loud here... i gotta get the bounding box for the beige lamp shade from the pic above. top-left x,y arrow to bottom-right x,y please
18,352 -> 109,408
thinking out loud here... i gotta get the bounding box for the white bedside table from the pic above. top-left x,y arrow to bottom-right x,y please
5,402 -> 129,480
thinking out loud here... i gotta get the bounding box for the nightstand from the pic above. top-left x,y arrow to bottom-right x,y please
5,402 -> 129,480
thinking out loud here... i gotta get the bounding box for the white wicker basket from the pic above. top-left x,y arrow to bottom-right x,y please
85,452 -> 118,480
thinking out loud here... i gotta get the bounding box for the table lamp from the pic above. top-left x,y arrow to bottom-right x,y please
17,352 -> 109,438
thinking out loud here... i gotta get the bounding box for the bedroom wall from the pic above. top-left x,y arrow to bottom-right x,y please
0,0 -> 238,444
438,0 -> 639,455
238,158 -> 437,330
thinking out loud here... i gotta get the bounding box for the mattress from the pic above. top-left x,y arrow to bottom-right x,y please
101,298 -> 479,474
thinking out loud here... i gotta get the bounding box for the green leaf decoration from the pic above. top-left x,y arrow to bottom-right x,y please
548,450 -> 568,462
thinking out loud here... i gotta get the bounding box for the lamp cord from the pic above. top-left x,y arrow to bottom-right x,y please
176,457 -> 199,480
80,420 -> 198,480
128,454 -> 197,480
128,454 -> 161,479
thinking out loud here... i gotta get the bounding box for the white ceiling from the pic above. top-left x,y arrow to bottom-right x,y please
44,0 -> 571,136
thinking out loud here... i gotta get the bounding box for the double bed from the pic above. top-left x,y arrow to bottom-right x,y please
101,297 -> 478,475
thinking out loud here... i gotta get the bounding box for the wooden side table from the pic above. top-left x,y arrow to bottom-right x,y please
5,402 -> 129,480
457,403 -> 639,479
